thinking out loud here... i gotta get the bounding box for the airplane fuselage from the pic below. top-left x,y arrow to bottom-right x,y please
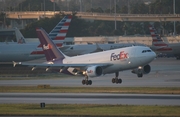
0,43 -> 44,62
61,43 -> 145,56
62,46 -> 156,75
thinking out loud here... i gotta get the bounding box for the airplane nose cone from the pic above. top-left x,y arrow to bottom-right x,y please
149,51 -> 156,61
152,51 -> 157,59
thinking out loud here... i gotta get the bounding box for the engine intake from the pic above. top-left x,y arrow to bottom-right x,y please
131,64 -> 151,75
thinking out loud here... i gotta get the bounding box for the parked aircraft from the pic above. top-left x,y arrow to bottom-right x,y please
60,43 -> 146,56
149,25 -> 180,59
13,28 -> 156,85
0,16 -> 72,62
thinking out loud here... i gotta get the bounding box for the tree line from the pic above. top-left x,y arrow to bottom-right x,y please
20,13 -> 180,38
0,0 -> 180,37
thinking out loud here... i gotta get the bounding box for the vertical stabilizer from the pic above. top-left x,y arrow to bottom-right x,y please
149,25 -> 167,47
36,28 -> 67,61
49,15 -> 72,41
14,27 -> 26,44
149,25 -> 172,51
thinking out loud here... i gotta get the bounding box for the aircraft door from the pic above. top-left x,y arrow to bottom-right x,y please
128,47 -> 136,67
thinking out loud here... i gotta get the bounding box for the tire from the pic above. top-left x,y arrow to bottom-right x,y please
115,78 -> 119,84
112,78 -> 115,83
85,80 -> 89,85
88,80 -> 92,85
82,80 -> 85,85
118,79 -> 122,84
137,73 -> 143,77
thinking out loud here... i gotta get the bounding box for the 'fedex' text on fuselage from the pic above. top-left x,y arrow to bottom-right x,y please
110,51 -> 128,61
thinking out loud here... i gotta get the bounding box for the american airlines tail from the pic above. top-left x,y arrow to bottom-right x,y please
32,15 -> 72,55
37,15 -> 72,48
36,28 -> 67,61
49,15 -> 72,41
149,25 -> 172,51
14,27 -> 26,44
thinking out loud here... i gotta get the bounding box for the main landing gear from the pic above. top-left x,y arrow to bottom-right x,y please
82,76 -> 92,85
112,72 -> 122,84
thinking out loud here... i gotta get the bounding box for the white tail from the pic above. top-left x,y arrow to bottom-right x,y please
14,27 -> 26,44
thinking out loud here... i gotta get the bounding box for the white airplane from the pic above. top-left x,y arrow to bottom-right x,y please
0,16 -> 72,62
149,25 -> 180,59
13,28 -> 156,85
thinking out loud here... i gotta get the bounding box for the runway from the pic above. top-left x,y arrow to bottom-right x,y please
0,93 -> 180,105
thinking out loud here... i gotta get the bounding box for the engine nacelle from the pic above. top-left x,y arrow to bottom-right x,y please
86,66 -> 103,77
131,64 -> 151,75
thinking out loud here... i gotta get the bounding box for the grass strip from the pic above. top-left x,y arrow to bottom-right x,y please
0,86 -> 180,94
0,104 -> 180,116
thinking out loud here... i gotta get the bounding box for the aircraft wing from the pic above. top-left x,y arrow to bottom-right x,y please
13,61 -> 113,68
59,45 -> 71,51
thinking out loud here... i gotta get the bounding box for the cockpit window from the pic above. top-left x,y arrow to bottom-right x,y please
142,50 -> 152,53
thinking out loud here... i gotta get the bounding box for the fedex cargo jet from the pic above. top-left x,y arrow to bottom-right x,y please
149,25 -> 180,59
13,28 -> 156,85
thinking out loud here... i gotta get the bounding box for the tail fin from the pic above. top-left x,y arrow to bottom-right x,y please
149,25 -> 172,51
14,27 -> 26,44
36,28 -> 67,62
49,15 -> 72,41
37,15 -> 72,48
149,25 -> 168,47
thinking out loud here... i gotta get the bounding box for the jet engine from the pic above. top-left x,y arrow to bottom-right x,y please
131,64 -> 151,77
86,66 -> 103,77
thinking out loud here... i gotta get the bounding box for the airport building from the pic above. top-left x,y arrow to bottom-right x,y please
1,28 -> 180,46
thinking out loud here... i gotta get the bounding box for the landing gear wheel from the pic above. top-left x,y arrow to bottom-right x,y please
85,80 -> 89,85
82,80 -> 85,85
112,78 -> 115,83
115,78 -> 119,84
88,80 -> 92,85
111,78 -> 122,84
137,73 -> 143,77
118,79 -> 122,84
82,75 -> 92,85
112,72 -> 122,84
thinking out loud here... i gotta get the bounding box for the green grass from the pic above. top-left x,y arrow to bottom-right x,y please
0,86 -> 180,116
0,104 -> 180,116
0,86 -> 180,94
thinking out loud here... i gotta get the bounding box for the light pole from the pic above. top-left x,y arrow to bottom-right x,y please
44,0 -> 46,17
173,0 -> 176,36
128,0 -> 130,14
114,0 -> 117,30
110,0 -> 111,14
53,0 -> 55,13
80,0 -> 82,12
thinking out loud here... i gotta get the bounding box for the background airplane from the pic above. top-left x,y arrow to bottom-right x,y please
0,16 -> 72,62
14,28 -> 156,85
60,43 -> 146,56
149,25 -> 180,59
